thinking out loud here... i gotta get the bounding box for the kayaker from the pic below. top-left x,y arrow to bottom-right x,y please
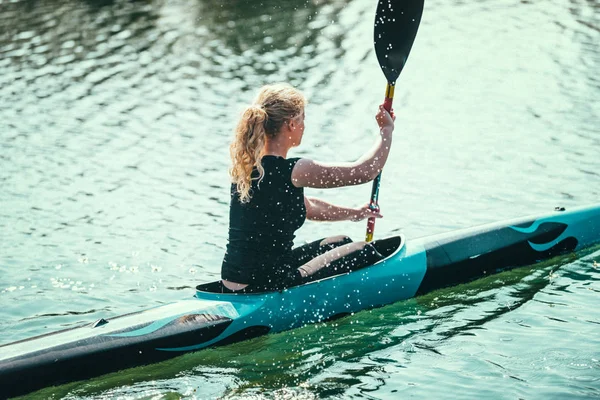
221,83 -> 395,293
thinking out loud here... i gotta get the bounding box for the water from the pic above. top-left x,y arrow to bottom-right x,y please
1,0 -> 599,398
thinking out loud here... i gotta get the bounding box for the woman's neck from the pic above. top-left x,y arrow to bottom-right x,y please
263,139 -> 290,158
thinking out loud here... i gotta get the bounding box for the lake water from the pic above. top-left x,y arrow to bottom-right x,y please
1,0 -> 599,398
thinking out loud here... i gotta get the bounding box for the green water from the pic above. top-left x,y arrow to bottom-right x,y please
1,0 -> 599,398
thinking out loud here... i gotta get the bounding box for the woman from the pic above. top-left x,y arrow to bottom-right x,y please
222,83 -> 395,293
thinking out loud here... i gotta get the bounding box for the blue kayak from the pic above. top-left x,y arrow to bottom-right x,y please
1,204 -> 600,398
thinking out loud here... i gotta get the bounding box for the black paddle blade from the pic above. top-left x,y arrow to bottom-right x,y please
374,0 -> 424,84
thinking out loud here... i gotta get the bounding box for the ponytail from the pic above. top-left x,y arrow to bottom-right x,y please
229,105 -> 268,203
229,83 -> 306,203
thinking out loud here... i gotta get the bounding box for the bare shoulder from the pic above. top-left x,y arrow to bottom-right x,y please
291,158 -> 325,188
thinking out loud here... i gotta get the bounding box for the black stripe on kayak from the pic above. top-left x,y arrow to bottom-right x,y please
0,314 -> 233,399
417,222 -> 577,295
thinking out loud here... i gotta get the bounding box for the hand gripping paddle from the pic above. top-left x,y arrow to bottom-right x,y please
366,0 -> 424,242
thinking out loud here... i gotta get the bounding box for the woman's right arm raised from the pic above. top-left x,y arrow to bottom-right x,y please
291,105 -> 395,189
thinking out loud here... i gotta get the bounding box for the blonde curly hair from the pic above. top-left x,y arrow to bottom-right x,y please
230,83 -> 306,203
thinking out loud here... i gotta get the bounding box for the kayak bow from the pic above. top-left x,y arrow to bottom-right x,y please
1,204 -> 599,398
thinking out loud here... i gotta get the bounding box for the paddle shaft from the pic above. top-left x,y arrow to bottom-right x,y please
365,82 -> 394,242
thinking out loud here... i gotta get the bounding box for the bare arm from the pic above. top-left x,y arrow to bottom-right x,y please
291,106 -> 395,189
304,196 -> 382,222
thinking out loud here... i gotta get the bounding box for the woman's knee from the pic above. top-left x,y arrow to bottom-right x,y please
346,240 -> 369,252
319,235 -> 352,247
341,241 -> 382,264
355,241 -> 384,263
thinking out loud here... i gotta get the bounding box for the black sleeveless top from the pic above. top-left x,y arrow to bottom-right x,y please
221,156 -> 306,284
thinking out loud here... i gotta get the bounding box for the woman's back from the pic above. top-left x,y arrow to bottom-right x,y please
222,156 -> 306,284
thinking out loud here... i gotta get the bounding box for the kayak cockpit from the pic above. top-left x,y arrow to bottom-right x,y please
371,235 -> 403,258
196,235 -> 404,295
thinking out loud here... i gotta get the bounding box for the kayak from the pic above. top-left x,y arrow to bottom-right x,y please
1,204 -> 599,398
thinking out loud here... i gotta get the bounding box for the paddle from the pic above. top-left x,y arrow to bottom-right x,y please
366,0 -> 425,242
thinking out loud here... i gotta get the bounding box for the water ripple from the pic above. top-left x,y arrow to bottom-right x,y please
1,0 -> 600,398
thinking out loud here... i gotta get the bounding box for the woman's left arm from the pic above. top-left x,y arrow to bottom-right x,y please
304,196 -> 382,222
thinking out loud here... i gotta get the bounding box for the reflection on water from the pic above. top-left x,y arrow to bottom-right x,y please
1,0 -> 599,398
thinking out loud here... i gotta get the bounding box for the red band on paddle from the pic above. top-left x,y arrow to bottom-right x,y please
366,217 -> 376,235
